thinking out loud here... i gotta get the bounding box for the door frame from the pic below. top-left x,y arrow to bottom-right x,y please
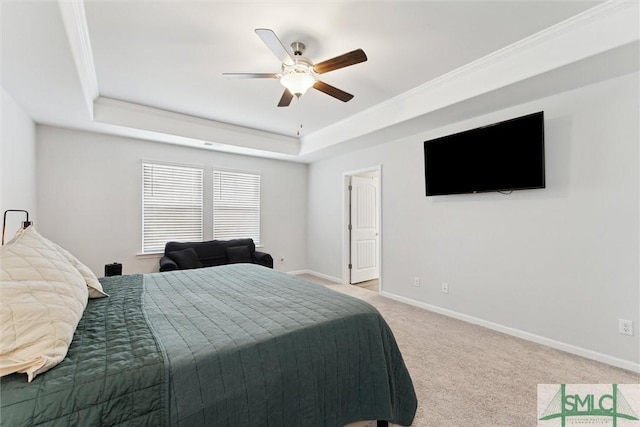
342,165 -> 382,292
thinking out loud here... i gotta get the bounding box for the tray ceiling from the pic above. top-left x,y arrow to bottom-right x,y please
3,1 -> 637,162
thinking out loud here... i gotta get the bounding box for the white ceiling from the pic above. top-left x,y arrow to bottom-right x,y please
2,1 -> 638,162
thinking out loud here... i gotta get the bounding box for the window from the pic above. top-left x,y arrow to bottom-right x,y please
142,162 -> 203,253
213,170 -> 261,245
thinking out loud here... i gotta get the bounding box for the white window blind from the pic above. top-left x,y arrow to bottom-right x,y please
142,163 -> 203,253
213,170 -> 261,245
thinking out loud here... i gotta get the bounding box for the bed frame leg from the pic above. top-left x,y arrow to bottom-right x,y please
377,421 -> 389,427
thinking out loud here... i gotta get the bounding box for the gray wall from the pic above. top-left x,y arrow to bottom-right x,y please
1,88 -> 36,240
307,72 -> 639,368
36,126 -> 308,275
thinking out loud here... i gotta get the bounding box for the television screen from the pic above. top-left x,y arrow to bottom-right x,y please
424,111 -> 545,196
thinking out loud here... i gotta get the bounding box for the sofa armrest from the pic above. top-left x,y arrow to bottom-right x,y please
159,255 -> 179,272
253,251 -> 273,269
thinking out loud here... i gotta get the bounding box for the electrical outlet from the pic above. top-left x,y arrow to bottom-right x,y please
619,319 -> 633,336
441,283 -> 449,294
414,277 -> 420,287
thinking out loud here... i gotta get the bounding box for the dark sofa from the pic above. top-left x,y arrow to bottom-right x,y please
159,238 -> 273,272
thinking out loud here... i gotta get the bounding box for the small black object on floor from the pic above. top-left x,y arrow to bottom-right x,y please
105,262 -> 122,277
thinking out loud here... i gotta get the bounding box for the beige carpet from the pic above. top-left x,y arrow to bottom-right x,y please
298,274 -> 639,427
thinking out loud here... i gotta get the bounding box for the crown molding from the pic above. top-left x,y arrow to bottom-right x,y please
57,0 -> 99,118
300,0 -> 639,155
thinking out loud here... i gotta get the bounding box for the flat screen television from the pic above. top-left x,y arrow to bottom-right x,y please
424,111 -> 545,196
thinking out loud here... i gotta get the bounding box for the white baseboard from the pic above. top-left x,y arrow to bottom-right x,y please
380,291 -> 640,374
288,269 -> 344,284
285,269 -> 310,276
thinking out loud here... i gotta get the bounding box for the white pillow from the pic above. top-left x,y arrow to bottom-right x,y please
0,226 -> 89,381
49,242 -> 108,299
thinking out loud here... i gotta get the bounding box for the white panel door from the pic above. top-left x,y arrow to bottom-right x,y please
350,175 -> 379,284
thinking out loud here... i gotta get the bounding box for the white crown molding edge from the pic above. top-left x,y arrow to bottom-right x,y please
300,0 -> 639,155
93,97 -> 300,156
380,291 -> 640,373
57,0 -> 99,119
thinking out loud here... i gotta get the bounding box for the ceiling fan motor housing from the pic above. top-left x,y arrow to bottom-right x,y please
281,56 -> 314,74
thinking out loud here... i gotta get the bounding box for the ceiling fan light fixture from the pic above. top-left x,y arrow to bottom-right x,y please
280,71 -> 315,97
224,29 -> 367,106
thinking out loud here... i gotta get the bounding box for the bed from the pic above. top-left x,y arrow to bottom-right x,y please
1,234 -> 417,426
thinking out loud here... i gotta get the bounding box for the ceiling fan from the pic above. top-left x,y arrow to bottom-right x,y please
223,29 -> 367,107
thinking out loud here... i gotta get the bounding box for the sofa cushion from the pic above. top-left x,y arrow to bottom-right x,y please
164,239 -> 256,268
226,245 -> 253,264
167,248 -> 203,270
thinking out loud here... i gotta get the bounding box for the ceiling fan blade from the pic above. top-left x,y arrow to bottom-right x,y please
277,89 -> 294,107
313,49 -> 367,74
313,81 -> 354,102
222,73 -> 279,79
255,29 -> 294,65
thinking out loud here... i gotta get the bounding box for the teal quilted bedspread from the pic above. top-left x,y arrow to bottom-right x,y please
1,264 -> 417,426
0,274 -> 165,426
